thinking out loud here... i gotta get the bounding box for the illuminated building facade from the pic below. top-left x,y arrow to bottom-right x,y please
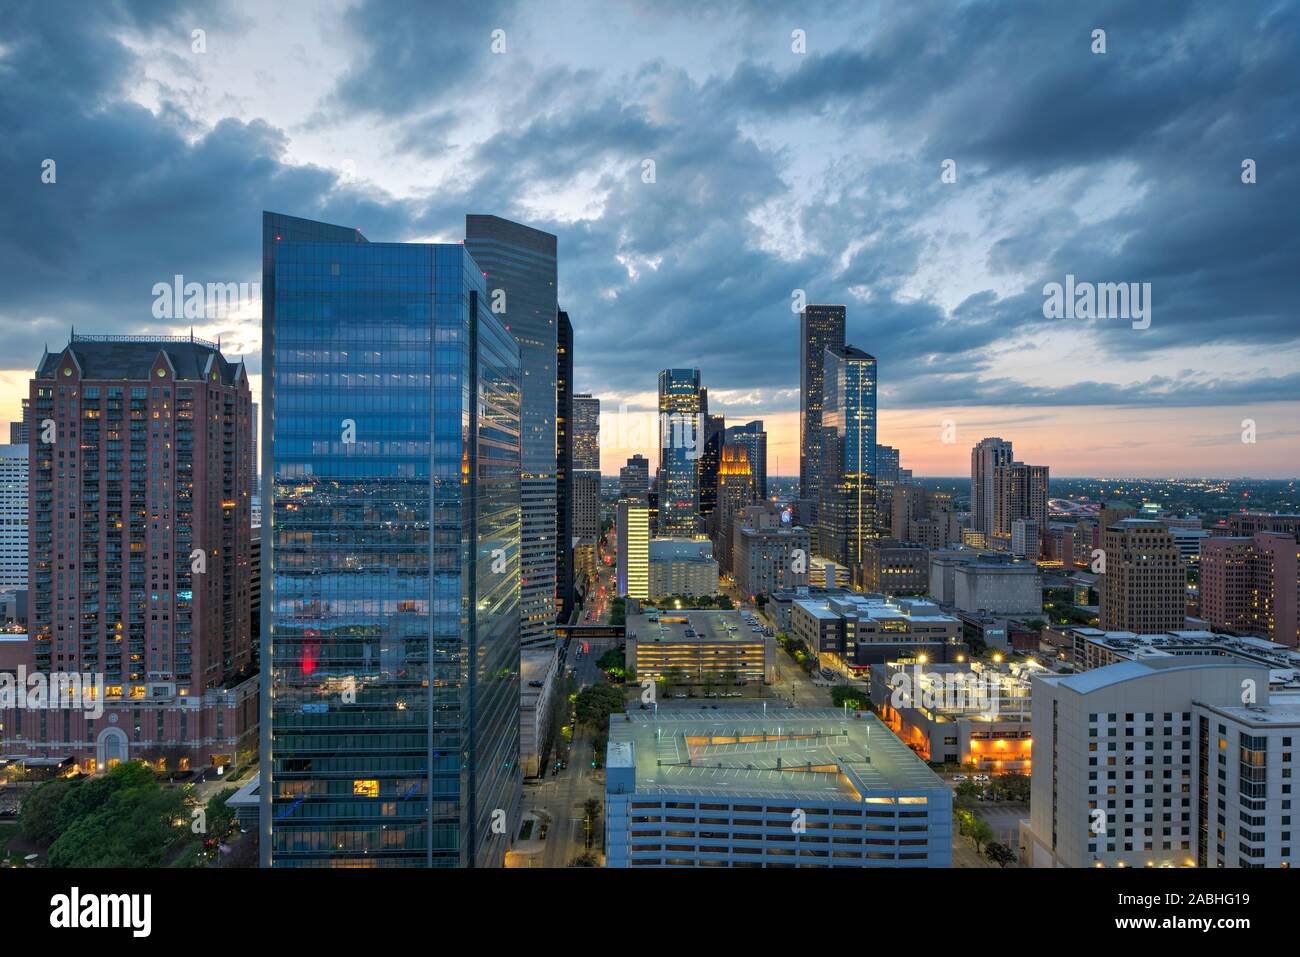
818,346 -> 877,573
4,334 -> 256,775
617,498 -> 650,600
870,661 -> 1034,770
712,443 -> 753,572
1201,532 -> 1300,648
1099,519 -> 1186,633
262,212 -> 521,867
657,369 -> 703,535
466,215 -> 558,646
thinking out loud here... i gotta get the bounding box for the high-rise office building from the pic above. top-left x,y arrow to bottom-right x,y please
466,214 -> 558,646
970,438 -> 1014,536
571,393 -> 601,587
657,369 -> 703,536
8,398 -> 30,444
799,305 -> 846,506
0,444 -> 27,592
1226,512 -> 1300,539
875,444 -> 900,485
1098,518 -> 1186,633
1201,532 -> 1300,647
697,413 -> 725,519
8,334 -> 256,774
262,212 -> 521,867
619,454 -> 649,498
572,394 -> 601,473
725,420 -> 767,501
712,443 -> 754,573
993,461 -> 1049,538
1010,518 -> 1041,560
819,345 -> 877,572
616,498 -> 650,600
556,311 -> 574,622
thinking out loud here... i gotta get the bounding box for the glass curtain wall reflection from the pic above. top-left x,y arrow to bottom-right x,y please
261,213 -> 521,867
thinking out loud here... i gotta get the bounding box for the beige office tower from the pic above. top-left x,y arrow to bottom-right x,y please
1099,519 -> 1186,632
992,461 -> 1049,538
616,498 -> 650,600
970,438 -> 1013,536
892,483 -> 961,548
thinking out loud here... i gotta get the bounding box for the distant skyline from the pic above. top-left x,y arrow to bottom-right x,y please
2,1 -> 1297,477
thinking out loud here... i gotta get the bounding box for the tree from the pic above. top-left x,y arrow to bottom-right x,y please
988,772 -> 1031,804
582,798 -> 601,848
831,685 -> 869,710
967,818 -> 994,855
596,647 -> 624,675
569,852 -> 599,867
985,841 -> 1016,867
574,682 -> 625,728
20,777 -> 75,844
47,781 -> 187,868
206,787 -> 239,843
953,780 -> 983,805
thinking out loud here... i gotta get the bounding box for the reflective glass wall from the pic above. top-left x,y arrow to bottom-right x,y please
262,214 -> 520,867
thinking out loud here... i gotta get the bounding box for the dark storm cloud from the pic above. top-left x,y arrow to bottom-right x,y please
0,0 -> 417,370
331,0 -> 521,118
0,0 -> 1295,414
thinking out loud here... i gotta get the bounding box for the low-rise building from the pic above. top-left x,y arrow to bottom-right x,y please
733,523 -> 810,599
1061,626 -> 1300,687
808,556 -> 850,589
648,538 -> 719,599
625,610 -> 775,685
930,552 -> 1041,615
790,594 -> 965,671
521,645 -> 561,777
871,659 -> 1037,770
605,708 -> 953,867
858,539 -> 929,595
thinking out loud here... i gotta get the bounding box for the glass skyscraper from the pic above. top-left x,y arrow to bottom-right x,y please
724,420 -> 768,501
465,215 -> 558,645
657,369 -> 703,535
819,345 -> 877,571
261,212 -> 521,867
800,305 -> 846,505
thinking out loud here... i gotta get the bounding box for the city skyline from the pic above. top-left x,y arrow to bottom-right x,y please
4,0 -> 1300,892
2,2 -> 1297,479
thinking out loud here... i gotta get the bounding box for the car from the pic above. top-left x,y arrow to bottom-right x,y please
973,774 -> 991,783
952,774 -> 968,782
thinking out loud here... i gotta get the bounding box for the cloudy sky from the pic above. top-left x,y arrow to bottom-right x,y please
2,0 -> 1297,477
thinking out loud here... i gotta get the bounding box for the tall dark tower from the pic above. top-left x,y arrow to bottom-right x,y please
556,309 -> 574,621
799,305 -> 846,506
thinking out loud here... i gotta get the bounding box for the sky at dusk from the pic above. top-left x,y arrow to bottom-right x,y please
2,0 -> 1297,477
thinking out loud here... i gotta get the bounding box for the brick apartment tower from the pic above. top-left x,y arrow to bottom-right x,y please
1202,531 -> 1300,647
6,334 -> 257,774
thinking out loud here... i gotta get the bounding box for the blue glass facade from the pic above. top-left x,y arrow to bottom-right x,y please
261,213 -> 521,867
658,368 -> 703,535
819,346 -> 877,570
